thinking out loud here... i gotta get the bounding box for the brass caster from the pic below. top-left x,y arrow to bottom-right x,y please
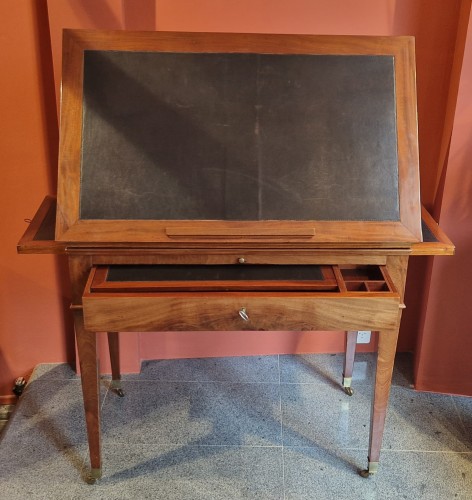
114,388 -> 125,397
85,475 -> 98,485
344,387 -> 354,396
85,468 -> 102,484
110,380 -> 125,397
342,376 -> 352,396
359,461 -> 378,478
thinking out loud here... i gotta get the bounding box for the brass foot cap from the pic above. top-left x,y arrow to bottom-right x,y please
110,380 -> 125,397
344,387 -> 354,396
359,461 -> 379,478
85,468 -> 102,484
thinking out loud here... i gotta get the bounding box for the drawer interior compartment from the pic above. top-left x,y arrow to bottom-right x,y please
337,265 -> 393,293
90,264 -> 339,292
87,264 -> 396,294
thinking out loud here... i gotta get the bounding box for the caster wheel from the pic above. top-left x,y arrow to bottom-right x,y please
85,475 -> 98,485
359,469 -> 373,478
344,387 -> 354,396
85,468 -> 102,484
110,381 -> 125,397
115,388 -> 125,397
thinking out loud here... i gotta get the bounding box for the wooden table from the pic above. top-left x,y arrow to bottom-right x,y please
19,198 -> 453,482
17,31 -> 454,482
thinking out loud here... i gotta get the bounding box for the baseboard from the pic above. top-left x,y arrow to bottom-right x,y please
0,394 -> 17,405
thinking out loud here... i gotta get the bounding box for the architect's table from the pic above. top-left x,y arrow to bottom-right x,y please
19,198 -> 453,482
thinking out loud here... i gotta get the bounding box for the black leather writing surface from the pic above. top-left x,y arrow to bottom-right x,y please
106,265 -> 324,282
80,51 -> 399,221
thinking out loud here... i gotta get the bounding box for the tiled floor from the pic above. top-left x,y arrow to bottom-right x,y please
0,353 -> 471,499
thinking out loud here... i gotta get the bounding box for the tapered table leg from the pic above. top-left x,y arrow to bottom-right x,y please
343,330 -> 357,395
361,327 -> 399,477
107,332 -> 124,397
74,310 -> 102,483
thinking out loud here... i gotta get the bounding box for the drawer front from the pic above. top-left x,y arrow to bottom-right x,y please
82,294 -> 400,333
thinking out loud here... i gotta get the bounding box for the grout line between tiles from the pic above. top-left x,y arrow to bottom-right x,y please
104,379 -> 282,385
101,386 -> 110,410
277,355 -> 286,500
282,445 -> 286,500
106,378 -> 374,387
280,381 -> 372,386
277,355 -> 283,446
279,446 -> 472,455
102,442 -> 284,449
379,449 -> 472,454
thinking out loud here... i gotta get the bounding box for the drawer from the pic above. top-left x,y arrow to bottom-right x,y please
82,264 -> 401,333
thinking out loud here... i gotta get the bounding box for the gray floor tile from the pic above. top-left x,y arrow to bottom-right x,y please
2,355 -> 472,498
280,352 -> 413,388
281,382 -> 371,449
383,386 -> 472,452
5,380 -> 88,448
131,355 -> 279,383
6,380 -> 107,447
283,447 -> 472,500
280,353 -> 362,387
0,383 -> 87,499
101,381 -> 282,446
74,443 -> 284,499
453,395 -> 472,449
0,442 -> 86,500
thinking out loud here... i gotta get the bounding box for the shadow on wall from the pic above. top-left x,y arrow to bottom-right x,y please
69,0 -> 156,30
392,0 -> 463,352
393,0 -> 461,207
31,1 -> 77,369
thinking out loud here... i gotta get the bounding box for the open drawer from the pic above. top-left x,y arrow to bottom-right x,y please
82,264 -> 401,333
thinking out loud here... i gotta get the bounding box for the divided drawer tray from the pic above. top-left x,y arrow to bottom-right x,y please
82,264 -> 401,333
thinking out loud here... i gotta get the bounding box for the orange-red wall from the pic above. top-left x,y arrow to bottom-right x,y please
0,0 -> 72,403
1,0 -> 469,399
414,4 -> 472,395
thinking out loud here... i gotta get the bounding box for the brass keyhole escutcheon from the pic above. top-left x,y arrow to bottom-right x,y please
239,308 -> 249,321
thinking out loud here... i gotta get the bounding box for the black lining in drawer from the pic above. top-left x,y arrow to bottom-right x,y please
105,264 -> 324,282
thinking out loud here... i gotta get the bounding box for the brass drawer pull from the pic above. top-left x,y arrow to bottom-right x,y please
239,308 -> 249,321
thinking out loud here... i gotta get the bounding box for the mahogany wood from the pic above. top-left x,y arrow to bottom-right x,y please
17,196 -> 66,254
366,255 -> 408,464
343,331 -> 358,381
82,291 -> 400,334
17,202 -> 452,477
73,310 -> 101,475
165,225 -> 316,239
107,332 -> 121,383
20,197 -> 453,256
411,207 -> 455,256
55,31 -> 421,245
368,327 -> 400,463
69,255 -> 92,305
15,31 -> 454,480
